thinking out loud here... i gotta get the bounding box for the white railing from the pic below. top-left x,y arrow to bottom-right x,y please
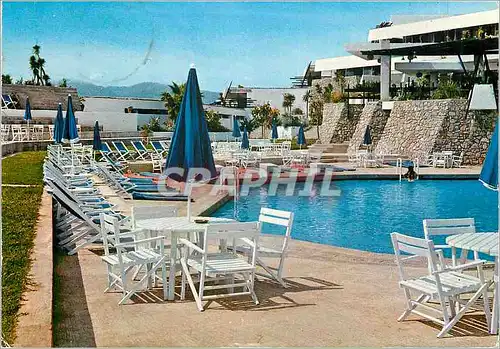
397,157 -> 419,181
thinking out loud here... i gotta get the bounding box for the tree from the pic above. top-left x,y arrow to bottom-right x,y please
302,90 -> 311,122
146,116 -> 163,132
251,103 -> 280,138
240,117 -> 258,135
2,74 -> 12,84
334,70 -> 346,93
309,99 -> 324,140
204,110 -> 229,132
161,82 -> 185,122
322,83 -> 334,103
282,93 -> 296,115
292,107 -> 303,115
29,45 -> 50,86
59,78 -> 68,87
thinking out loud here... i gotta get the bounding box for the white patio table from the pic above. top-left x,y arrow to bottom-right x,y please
446,232 -> 499,334
135,216 -> 235,300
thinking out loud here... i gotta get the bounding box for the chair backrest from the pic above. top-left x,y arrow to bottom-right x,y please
113,141 -> 128,153
151,141 -> 163,151
102,142 -> 113,153
259,208 -> 294,253
131,205 -> 177,227
159,140 -> 170,149
2,95 -> 13,108
99,213 -> 121,256
391,232 -> 442,280
423,218 -> 475,240
203,222 -> 261,246
132,141 -> 146,151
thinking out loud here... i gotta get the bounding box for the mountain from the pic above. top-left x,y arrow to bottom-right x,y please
67,80 -> 220,104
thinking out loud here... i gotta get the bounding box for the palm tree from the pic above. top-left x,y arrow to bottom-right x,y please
29,45 -> 50,86
282,93 -> 295,115
161,82 -> 186,122
302,90 -> 311,123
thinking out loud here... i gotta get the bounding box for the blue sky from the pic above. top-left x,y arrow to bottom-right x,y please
2,2 -> 497,91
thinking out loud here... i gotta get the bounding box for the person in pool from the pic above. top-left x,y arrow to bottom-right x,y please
403,165 -> 417,181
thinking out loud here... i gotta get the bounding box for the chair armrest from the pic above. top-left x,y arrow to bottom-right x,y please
115,235 -> 165,248
116,229 -> 149,239
178,238 -> 205,254
239,237 -> 256,248
433,260 -> 486,274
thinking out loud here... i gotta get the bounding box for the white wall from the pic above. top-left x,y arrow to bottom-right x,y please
248,88 -> 309,114
76,111 -> 138,132
153,131 -> 235,141
272,126 -> 300,140
83,97 -> 166,112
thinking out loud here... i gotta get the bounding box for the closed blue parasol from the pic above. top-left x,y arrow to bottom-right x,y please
232,116 -> 241,138
93,121 -> 102,151
271,120 -> 278,141
363,125 -> 372,146
24,97 -> 32,122
297,125 -> 306,148
53,103 -> 64,143
165,66 -> 216,181
479,123 -> 498,190
241,127 -> 249,149
62,95 -> 79,144
24,96 -> 32,139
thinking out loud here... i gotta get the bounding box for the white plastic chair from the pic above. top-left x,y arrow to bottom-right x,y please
1,124 -> 10,141
179,222 -> 261,311
423,218 -> 476,268
100,213 -> 167,305
232,208 -> 294,287
241,151 -> 260,168
452,151 -> 464,168
391,232 -> 491,338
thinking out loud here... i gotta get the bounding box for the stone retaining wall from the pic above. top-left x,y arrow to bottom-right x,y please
330,104 -> 363,143
348,102 -> 389,153
2,84 -> 82,111
375,100 -> 457,159
375,99 -> 495,165
319,103 -> 346,144
433,109 -> 495,165
319,103 -> 363,144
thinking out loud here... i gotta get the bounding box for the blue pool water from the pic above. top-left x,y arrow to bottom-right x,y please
212,180 -> 498,255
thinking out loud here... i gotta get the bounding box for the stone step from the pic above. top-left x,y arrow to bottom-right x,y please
309,143 -> 349,154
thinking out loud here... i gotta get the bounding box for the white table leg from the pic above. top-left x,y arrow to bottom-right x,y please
168,233 -> 177,301
491,257 -> 499,334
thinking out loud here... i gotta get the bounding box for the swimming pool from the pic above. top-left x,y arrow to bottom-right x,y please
212,180 -> 498,254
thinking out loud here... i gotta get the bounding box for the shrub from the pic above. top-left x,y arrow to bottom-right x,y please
432,81 -> 462,99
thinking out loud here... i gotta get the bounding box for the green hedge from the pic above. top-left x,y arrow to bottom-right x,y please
275,138 -> 316,150
2,186 -> 43,343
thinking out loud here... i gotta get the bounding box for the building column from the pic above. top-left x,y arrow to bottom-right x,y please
380,40 -> 391,101
429,72 -> 438,88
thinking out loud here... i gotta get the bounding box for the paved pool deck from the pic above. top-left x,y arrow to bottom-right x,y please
54,238 -> 496,347
331,163 -> 482,180
51,176 -> 497,347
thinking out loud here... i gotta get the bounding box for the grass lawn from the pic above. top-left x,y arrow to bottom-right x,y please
1,186 -> 43,343
2,151 -> 46,185
2,151 -> 46,342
